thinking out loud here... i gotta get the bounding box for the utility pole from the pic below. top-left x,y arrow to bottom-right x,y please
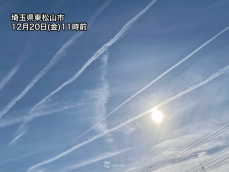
195,154 -> 205,172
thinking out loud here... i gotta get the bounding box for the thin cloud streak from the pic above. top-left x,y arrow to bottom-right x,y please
58,147 -> 133,172
0,99 -> 87,128
0,64 -> 21,92
8,130 -> 26,146
13,53 -> 110,144
0,145 -> 60,165
0,0 -> 112,119
14,99 -> 88,138
87,0 -> 113,26
0,44 -> 33,92
29,0 -> 158,113
21,0 -> 157,144
73,25 -> 229,142
93,53 -> 110,134
27,65 -> 229,171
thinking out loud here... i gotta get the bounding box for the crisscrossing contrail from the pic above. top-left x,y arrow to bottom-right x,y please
29,0 -> 158,113
27,64 -> 229,171
0,0 -> 113,119
72,25 -> 229,143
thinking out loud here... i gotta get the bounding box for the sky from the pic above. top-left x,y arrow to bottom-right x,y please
0,0 -> 229,172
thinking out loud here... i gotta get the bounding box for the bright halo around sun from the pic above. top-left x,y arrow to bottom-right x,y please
151,110 -> 163,123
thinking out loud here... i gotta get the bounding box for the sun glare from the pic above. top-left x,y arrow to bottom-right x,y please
151,110 -> 163,123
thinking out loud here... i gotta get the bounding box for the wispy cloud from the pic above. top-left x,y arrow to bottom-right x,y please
0,64 -> 21,92
0,145 -> 60,165
0,44 -> 33,92
5,99 -> 88,145
37,170 -> 46,172
0,0 -> 112,119
73,25 -> 229,142
91,52 -> 112,142
0,98 -> 89,128
87,0 -> 113,26
151,65 -> 229,111
57,147 -> 133,172
17,0 -> 157,145
8,130 -> 26,146
123,121 -> 229,172
26,64 -> 229,171
12,52 -> 110,145
29,0 -> 158,113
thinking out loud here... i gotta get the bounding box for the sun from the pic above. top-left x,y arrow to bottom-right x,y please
151,110 -> 163,123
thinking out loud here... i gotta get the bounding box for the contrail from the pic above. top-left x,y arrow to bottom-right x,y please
72,25 -> 229,143
29,0 -> 158,113
8,130 -> 26,145
9,98 -> 89,141
90,52 -> 113,142
16,0 -> 157,143
0,99 -> 88,128
58,147 -> 132,172
27,65 -> 229,171
13,53 -> 110,143
0,0 -> 112,119
87,0 -> 113,25
0,64 -> 21,92
93,52 -> 110,134
0,45 -> 34,92
8,103 -> 69,145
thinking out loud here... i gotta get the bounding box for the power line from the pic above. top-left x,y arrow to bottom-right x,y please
142,116 -> 229,172
186,148 -> 229,172
173,158 -> 196,172
186,149 -> 229,172
144,125 -> 229,172
143,126 -> 229,172
204,156 -> 229,171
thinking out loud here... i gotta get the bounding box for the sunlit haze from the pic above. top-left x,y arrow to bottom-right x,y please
151,110 -> 163,123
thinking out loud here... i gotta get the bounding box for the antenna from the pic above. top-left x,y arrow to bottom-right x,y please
195,154 -> 206,172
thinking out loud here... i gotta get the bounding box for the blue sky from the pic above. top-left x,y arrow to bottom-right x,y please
0,0 -> 229,171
